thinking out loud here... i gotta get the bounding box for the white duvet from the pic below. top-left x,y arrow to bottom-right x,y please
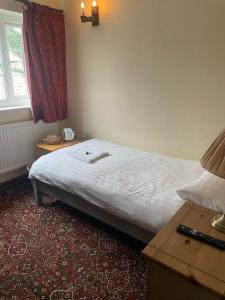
29,139 -> 203,233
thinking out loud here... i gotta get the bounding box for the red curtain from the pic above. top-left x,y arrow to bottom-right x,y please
23,3 -> 67,123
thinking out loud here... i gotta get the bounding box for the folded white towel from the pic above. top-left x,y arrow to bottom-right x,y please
68,146 -> 109,163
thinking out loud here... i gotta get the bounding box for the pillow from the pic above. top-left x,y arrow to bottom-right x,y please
176,171 -> 225,212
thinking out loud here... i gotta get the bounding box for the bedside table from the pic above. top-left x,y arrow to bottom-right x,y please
142,202 -> 225,300
35,140 -> 83,158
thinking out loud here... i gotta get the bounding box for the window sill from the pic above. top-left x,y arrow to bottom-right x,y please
0,105 -> 31,112
0,105 -> 31,111
0,106 -> 32,125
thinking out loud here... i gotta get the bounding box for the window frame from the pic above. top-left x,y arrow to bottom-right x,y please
0,9 -> 30,109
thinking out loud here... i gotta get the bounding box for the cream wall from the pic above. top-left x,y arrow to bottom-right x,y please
32,0 -> 62,8
63,0 -> 225,160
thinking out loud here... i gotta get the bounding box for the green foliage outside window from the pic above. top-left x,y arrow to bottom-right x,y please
6,25 -> 25,76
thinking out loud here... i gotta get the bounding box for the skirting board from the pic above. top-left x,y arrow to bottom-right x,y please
0,167 -> 27,184
0,174 -> 28,191
32,179 -> 155,244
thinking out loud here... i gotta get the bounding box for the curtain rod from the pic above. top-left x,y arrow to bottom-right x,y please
14,0 -> 63,12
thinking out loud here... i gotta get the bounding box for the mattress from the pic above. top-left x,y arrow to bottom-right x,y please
29,139 -> 203,233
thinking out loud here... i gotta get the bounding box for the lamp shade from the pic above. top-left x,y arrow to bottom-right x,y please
201,129 -> 225,179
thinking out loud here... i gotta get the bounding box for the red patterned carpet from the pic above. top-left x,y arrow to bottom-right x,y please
0,180 -> 147,299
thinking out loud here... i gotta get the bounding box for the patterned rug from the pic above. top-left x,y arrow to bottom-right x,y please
0,181 -> 147,300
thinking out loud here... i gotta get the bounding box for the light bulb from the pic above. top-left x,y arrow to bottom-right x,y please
81,1 -> 85,16
92,0 -> 97,7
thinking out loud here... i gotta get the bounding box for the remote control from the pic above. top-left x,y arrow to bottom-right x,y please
177,224 -> 225,251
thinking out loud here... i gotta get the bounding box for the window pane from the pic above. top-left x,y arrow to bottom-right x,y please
5,24 -> 28,97
0,44 -> 6,101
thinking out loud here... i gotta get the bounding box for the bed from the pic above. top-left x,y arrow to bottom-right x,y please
29,139 -> 203,243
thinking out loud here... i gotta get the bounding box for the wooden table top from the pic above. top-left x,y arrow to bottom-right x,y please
36,140 -> 83,152
142,202 -> 225,297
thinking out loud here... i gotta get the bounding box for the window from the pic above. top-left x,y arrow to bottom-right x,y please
0,9 -> 30,109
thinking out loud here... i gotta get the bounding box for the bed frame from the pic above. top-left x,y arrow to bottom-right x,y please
32,179 -> 154,244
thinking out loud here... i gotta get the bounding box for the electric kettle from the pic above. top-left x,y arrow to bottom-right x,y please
63,128 -> 75,141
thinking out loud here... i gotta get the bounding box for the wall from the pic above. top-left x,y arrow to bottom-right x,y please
32,0 -> 62,7
63,0 -> 225,160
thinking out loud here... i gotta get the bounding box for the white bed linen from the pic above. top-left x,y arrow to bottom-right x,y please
29,139 -> 203,233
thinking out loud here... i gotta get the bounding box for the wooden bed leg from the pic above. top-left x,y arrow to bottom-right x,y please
32,179 -> 43,207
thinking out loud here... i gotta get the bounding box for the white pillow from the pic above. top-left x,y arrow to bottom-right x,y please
176,171 -> 225,212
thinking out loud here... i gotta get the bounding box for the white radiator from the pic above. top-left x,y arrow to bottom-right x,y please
0,121 -> 58,175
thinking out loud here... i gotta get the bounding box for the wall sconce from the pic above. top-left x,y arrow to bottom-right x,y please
80,1 -> 99,27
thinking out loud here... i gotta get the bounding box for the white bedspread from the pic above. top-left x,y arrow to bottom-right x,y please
29,139 -> 203,233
